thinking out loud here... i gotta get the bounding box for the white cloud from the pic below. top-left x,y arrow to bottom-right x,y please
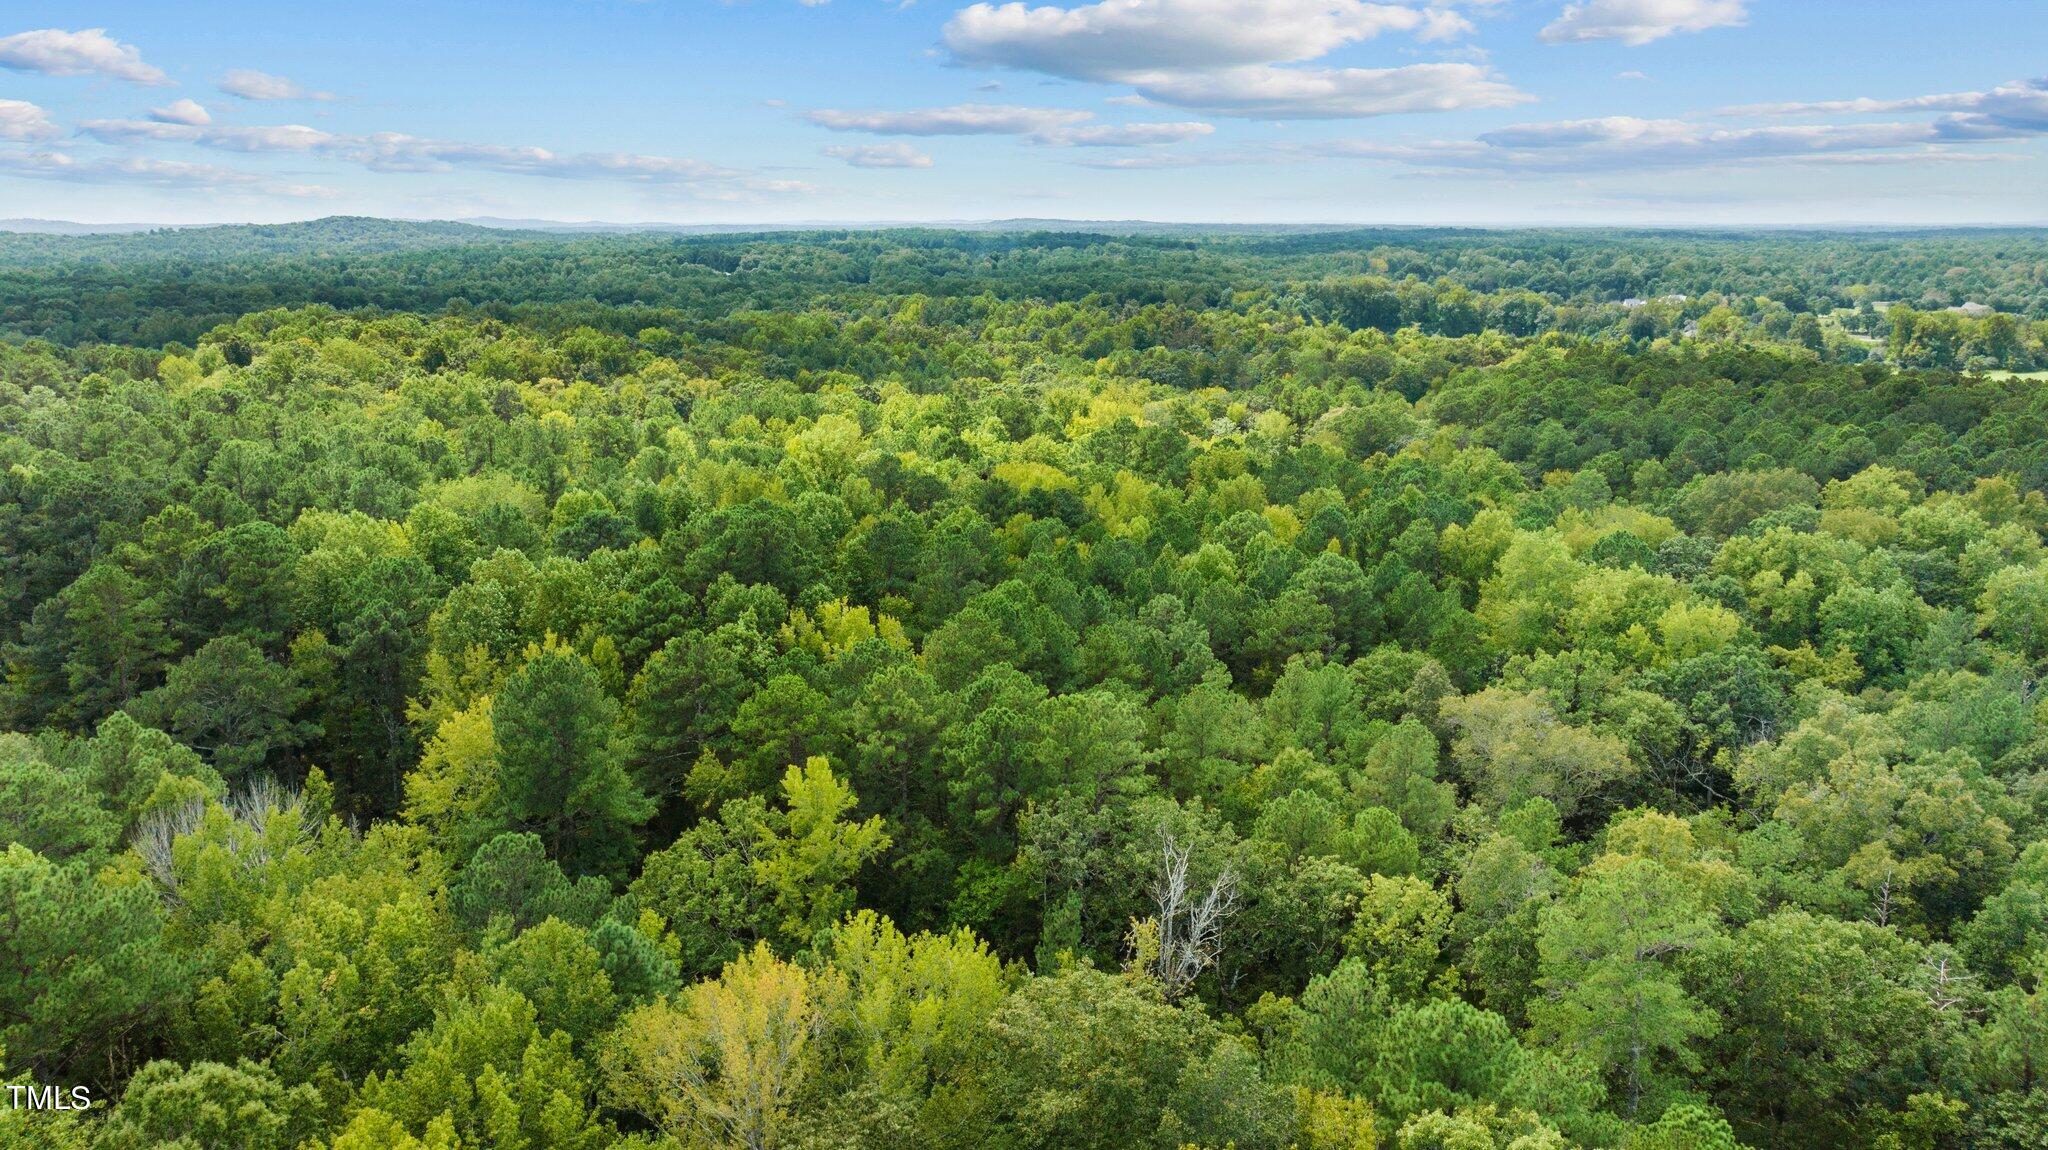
0,98 -> 58,141
1120,61 -> 1527,118
1071,147 -> 1266,169
1964,77 -> 2048,135
0,150 -> 332,196
1312,113 -> 2013,173
805,101 -> 1215,145
1058,120 -> 1213,144
1416,8 -> 1479,40
354,133 -> 558,172
73,115 -> 814,198
82,118 -> 341,152
149,98 -> 212,126
1283,78 -> 2048,176
940,0 -> 1521,118
1721,93 -> 1985,118
77,118 -> 193,143
217,68 -> 333,101
824,142 -> 935,167
945,0 -> 1457,79
1540,0 -> 1746,46
807,103 -> 1092,135
0,28 -> 167,84
1719,78 -> 2048,140
1491,116 -> 1931,158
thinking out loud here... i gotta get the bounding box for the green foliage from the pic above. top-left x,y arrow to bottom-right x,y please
0,846 -> 182,1081
1443,688 -> 1636,819
94,1059 -> 329,1150
4,227 -> 2048,1149
358,983 -> 612,1150
485,918 -> 620,1047
587,915 -> 682,1006
966,966 -> 1258,1150
0,736 -> 116,863
448,832 -> 612,936
755,757 -> 892,948
1277,958 -> 1602,1135
821,909 -> 1010,1098
602,942 -> 821,1150
1625,1104 -> 1739,1150
488,648 -> 653,877
129,635 -> 315,781
630,795 -> 779,979
1344,875 -> 1454,1000
1690,910 -> 1940,1148
1531,856 -> 1721,1117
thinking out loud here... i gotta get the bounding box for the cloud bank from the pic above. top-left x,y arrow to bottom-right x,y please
824,143 -> 936,168
805,102 -> 1214,145
0,150 -> 332,196
1540,0 -> 1748,46
218,69 -> 334,101
0,98 -> 59,142
1720,78 -> 2048,141
74,116 -> 814,198
1120,62 -> 1525,119
1074,79 -> 2048,176
945,0 -> 1465,79
941,0 -> 1526,118
1317,84 -> 2048,173
149,99 -> 213,126
0,28 -> 167,84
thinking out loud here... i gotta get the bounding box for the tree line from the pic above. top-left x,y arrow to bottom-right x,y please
4,220 -> 2045,365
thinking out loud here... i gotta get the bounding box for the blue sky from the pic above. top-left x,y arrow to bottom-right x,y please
1,1 -> 2043,224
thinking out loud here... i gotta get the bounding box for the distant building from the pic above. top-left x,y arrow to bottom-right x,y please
1659,293 -> 1689,303
1947,302 -> 1995,317
1621,298 -> 1649,308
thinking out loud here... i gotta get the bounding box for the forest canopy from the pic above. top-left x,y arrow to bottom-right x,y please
4,221 -> 2048,1150
3,219 -> 2046,371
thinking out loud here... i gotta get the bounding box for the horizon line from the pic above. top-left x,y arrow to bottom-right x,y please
7,214 -> 2048,236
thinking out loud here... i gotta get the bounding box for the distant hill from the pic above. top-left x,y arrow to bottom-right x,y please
0,216 -> 527,261
0,219 -> 169,236
0,215 -> 1357,241
455,217 -> 1374,236
4,216 -> 2045,347
10,214 -> 2047,249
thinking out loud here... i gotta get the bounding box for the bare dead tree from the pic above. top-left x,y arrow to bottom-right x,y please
132,795 -> 208,898
1151,830 -> 1238,999
224,776 -> 309,869
1920,952 -> 1981,1017
131,776 -> 309,902
226,775 -> 298,829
